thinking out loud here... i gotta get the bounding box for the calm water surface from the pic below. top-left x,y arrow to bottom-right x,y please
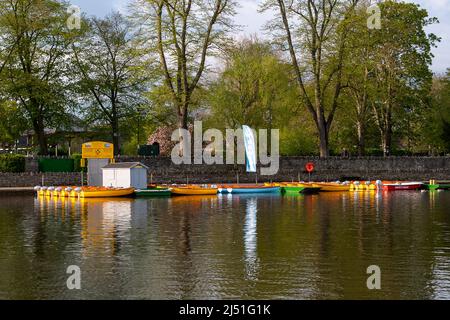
1,191 -> 450,300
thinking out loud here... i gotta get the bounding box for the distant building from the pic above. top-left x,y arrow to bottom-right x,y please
1,115 -> 110,155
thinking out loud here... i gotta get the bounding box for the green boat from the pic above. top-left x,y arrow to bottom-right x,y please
135,189 -> 172,197
424,184 -> 450,191
281,186 -> 321,195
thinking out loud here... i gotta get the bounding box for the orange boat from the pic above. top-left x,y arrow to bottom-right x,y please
170,186 -> 218,196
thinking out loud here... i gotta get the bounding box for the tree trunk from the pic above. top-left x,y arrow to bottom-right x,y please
382,97 -> 393,157
33,117 -> 48,155
176,103 -> 189,157
178,101 -> 188,130
318,117 -> 330,158
112,119 -> 120,156
382,126 -> 392,157
357,121 -> 365,156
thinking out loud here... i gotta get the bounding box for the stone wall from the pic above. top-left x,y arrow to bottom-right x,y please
117,156 -> 450,183
1,156 -> 448,187
0,172 -> 83,187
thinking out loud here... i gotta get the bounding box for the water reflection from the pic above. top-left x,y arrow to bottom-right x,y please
1,191 -> 450,299
243,197 -> 258,281
80,198 -> 133,257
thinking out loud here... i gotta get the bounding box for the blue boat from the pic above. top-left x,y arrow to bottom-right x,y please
218,186 -> 281,194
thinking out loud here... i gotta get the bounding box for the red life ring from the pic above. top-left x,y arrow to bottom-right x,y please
305,162 -> 315,173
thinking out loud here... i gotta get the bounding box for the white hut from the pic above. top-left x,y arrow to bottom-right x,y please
102,162 -> 148,189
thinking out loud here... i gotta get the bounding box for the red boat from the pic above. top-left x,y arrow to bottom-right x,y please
382,182 -> 423,191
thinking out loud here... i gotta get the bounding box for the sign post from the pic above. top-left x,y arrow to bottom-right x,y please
82,141 -> 114,186
305,162 -> 315,182
82,141 -> 114,160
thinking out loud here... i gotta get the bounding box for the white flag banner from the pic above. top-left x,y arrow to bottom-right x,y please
242,125 -> 257,173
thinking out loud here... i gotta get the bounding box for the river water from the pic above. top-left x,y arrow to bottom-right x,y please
1,191 -> 450,300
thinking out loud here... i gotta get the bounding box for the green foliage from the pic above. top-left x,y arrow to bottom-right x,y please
0,154 -> 25,173
71,154 -> 85,173
207,39 -> 299,131
71,12 -> 150,155
331,0 -> 439,156
420,70 -> 450,154
0,0 -> 79,155
0,100 -> 27,145
280,125 -> 317,156
442,120 -> 450,151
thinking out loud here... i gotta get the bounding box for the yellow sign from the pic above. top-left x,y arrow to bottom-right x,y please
82,141 -> 114,159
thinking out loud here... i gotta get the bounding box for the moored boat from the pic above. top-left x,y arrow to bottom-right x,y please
281,186 -> 305,194
36,186 -> 135,198
382,182 -> 423,191
79,187 -> 135,198
281,186 -> 321,194
170,186 -> 218,196
135,188 -> 172,197
223,186 -> 280,194
423,184 -> 450,191
314,183 -> 351,192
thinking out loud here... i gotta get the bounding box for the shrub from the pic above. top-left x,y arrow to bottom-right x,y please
0,154 -> 26,172
71,153 -> 85,172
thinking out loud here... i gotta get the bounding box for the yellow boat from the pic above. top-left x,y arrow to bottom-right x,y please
36,186 -> 134,198
170,186 -> 218,196
314,183 -> 351,192
79,187 -> 135,198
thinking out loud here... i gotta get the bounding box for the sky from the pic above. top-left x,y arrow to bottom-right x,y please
69,0 -> 450,73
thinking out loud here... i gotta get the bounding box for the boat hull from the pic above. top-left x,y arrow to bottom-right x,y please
222,187 -> 280,194
314,183 -> 351,192
282,186 -> 322,194
281,186 -> 305,194
424,184 -> 450,191
382,183 -> 423,191
80,188 -> 135,198
135,189 -> 172,197
171,187 -> 218,196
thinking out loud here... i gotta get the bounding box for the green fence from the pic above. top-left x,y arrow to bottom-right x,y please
138,144 -> 160,156
38,158 -> 74,173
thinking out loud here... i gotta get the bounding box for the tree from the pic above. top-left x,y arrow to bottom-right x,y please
72,12 -> 150,155
207,38 -> 298,130
369,1 -> 438,156
0,100 -> 27,149
262,0 -> 359,158
423,71 -> 450,154
340,1 -> 377,155
0,0 -> 76,155
133,0 -> 236,130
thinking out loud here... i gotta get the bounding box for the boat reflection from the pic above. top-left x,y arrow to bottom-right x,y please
37,197 -> 134,257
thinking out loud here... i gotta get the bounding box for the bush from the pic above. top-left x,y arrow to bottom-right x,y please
71,153 -> 85,172
0,154 -> 26,172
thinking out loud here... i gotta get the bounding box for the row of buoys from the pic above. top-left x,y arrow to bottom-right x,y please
35,186 -> 83,198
